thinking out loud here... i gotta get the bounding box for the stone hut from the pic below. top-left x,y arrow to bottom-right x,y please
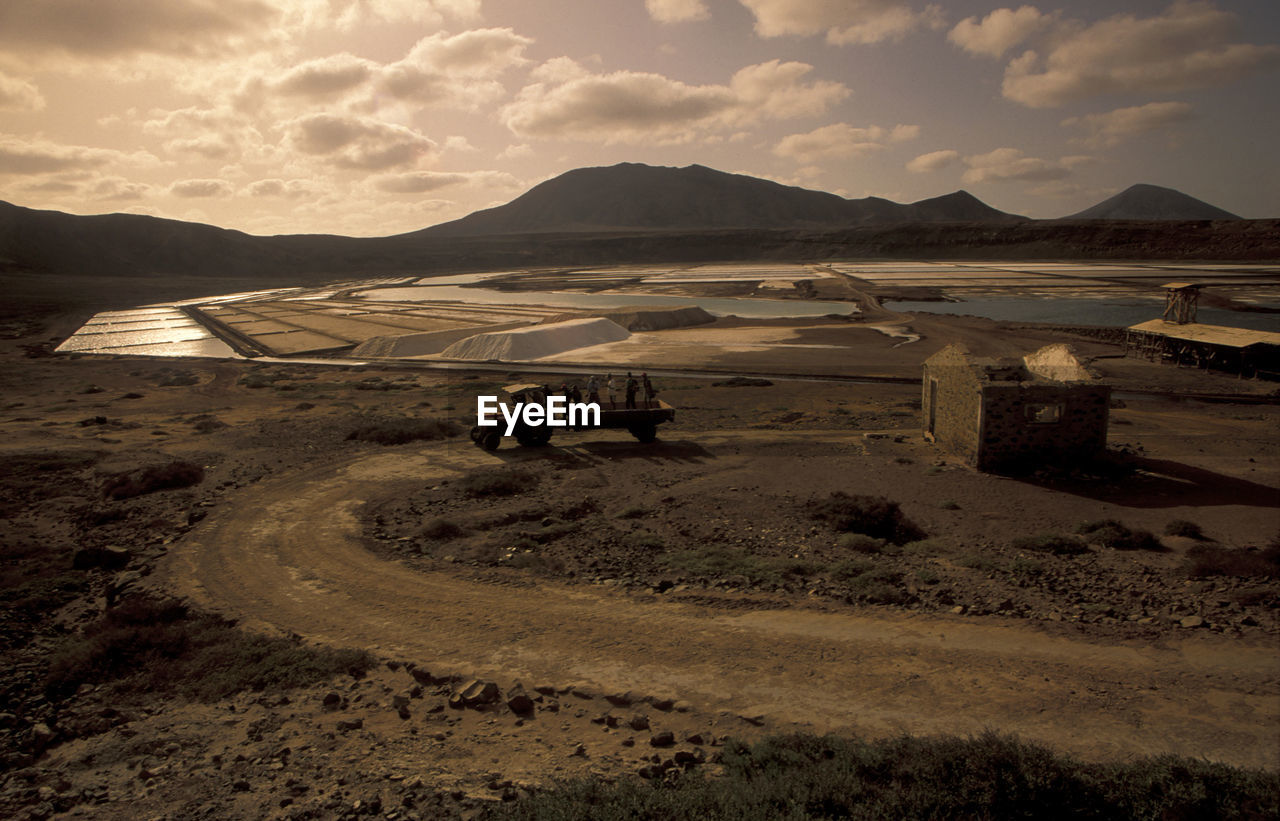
922,344 -> 1110,472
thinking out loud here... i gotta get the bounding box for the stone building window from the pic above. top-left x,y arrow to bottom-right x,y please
1024,403 -> 1063,423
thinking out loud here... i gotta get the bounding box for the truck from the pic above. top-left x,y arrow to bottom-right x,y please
469,383 -> 675,450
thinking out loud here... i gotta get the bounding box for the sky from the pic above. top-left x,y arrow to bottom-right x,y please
1,0 -> 1278,236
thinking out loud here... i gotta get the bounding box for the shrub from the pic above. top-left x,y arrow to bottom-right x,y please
663,548 -> 779,585
809,493 -> 925,545
1011,532 -> 1090,556
494,731 -> 1280,820
346,417 -> 460,445
827,558 -> 874,583
420,518 -> 466,540
1164,519 -> 1206,540
456,467 -> 538,497
45,595 -> 373,701
102,461 -> 204,500
617,506 -> 648,519
1184,545 -> 1280,579
1076,520 -> 1163,551
836,533 -> 885,554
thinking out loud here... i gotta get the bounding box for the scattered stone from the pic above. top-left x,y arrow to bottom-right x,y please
336,718 -> 363,733
392,692 -> 411,710
628,715 -> 650,731
321,692 -> 342,711
457,680 -> 500,708
1180,615 -> 1205,629
72,546 -> 130,571
505,684 -> 534,716
649,731 -> 675,748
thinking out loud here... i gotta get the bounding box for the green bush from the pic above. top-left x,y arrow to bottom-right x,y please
493,731 -> 1280,820
346,417 -> 460,445
663,548 -> 780,585
1076,520 -> 1163,551
1011,532 -> 1090,556
45,595 -> 373,702
101,461 -> 204,500
836,533 -> 885,554
809,493 -> 925,545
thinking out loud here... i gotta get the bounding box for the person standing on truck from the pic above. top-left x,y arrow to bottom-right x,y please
586,375 -> 600,404
625,372 -> 638,409
641,372 -> 655,408
606,373 -> 617,408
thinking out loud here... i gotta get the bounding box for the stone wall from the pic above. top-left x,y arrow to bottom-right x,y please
922,346 -> 983,465
976,384 -> 1111,471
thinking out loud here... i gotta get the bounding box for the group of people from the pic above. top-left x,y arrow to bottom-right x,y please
557,371 -> 657,409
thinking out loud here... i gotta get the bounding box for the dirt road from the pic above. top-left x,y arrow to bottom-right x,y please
157,436 -> 1280,771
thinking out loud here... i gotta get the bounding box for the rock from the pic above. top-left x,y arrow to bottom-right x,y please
321,692 -> 342,711
604,692 -> 634,707
336,718 -> 363,733
457,680 -> 500,707
1180,615 -> 1205,629
628,715 -> 650,731
73,546 -> 130,571
28,722 -> 56,753
649,698 -> 675,711
649,731 -> 675,748
674,749 -> 705,767
505,684 -> 534,716
392,692 -> 411,710
410,668 -> 442,686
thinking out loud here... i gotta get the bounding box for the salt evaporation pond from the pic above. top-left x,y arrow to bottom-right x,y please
885,296 -> 1280,331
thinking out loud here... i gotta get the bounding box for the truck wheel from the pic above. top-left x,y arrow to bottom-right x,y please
630,423 -> 657,443
469,426 -> 484,445
480,431 -> 502,451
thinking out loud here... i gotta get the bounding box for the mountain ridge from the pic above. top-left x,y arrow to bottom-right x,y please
1065,183 -> 1240,221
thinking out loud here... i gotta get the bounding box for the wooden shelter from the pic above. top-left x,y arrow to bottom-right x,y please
1125,320 -> 1280,379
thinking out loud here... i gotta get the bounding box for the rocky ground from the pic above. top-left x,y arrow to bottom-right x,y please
1,293 -> 1277,820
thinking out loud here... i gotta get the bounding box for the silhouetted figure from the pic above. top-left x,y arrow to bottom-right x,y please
625,372 -> 638,410
641,372 -> 654,408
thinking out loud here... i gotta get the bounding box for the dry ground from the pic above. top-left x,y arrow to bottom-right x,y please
1,295 -> 1278,819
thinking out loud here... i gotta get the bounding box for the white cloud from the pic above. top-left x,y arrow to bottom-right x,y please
499,143 -> 533,160
0,72 -> 45,110
1062,101 -> 1194,147
373,28 -> 532,110
906,148 -> 959,173
1001,1 -> 1280,107
646,0 -> 709,24
961,147 -> 1089,184
948,5 -> 1054,58
737,0 -> 945,45
774,122 -> 918,163
502,59 -> 847,144
284,0 -> 480,32
287,113 -> 438,170
372,171 -> 469,193
169,178 -> 235,197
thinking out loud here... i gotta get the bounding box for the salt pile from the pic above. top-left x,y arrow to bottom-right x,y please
1023,344 -> 1094,382
539,306 -> 714,332
352,322 -> 529,358
441,317 -> 631,361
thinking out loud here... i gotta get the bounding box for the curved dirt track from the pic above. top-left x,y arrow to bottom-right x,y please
157,436 -> 1280,770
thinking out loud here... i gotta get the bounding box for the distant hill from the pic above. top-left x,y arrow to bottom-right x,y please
419,163 -> 1022,237
1066,184 -> 1240,221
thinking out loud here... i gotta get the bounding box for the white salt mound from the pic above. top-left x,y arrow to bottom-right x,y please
352,322 -> 531,358
441,318 -> 631,361
1023,344 -> 1093,382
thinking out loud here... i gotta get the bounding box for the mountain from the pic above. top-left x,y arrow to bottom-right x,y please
1066,184 -> 1240,221
419,163 -> 1021,237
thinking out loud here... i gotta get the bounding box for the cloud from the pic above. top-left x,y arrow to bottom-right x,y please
0,135 -> 127,174
502,59 -> 846,144
0,0 -> 278,60
774,122 -> 918,163
274,53 -> 374,97
948,5 -> 1055,58
286,0 -> 480,31
906,148 -> 959,173
245,178 -> 314,198
1062,101 -> 1194,147
0,72 -> 45,111
144,106 -> 270,164
373,28 -> 532,109
372,171 -> 469,193
1000,1 -> 1280,107
961,147 -> 1090,184
737,0 -> 945,45
646,0 -> 709,24
90,176 -> 150,200
287,113 -> 438,170
169,178 -> 235,197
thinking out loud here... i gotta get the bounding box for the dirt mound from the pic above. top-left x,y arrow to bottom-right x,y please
541,306 -> 714,332
441,317 -> 630,361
